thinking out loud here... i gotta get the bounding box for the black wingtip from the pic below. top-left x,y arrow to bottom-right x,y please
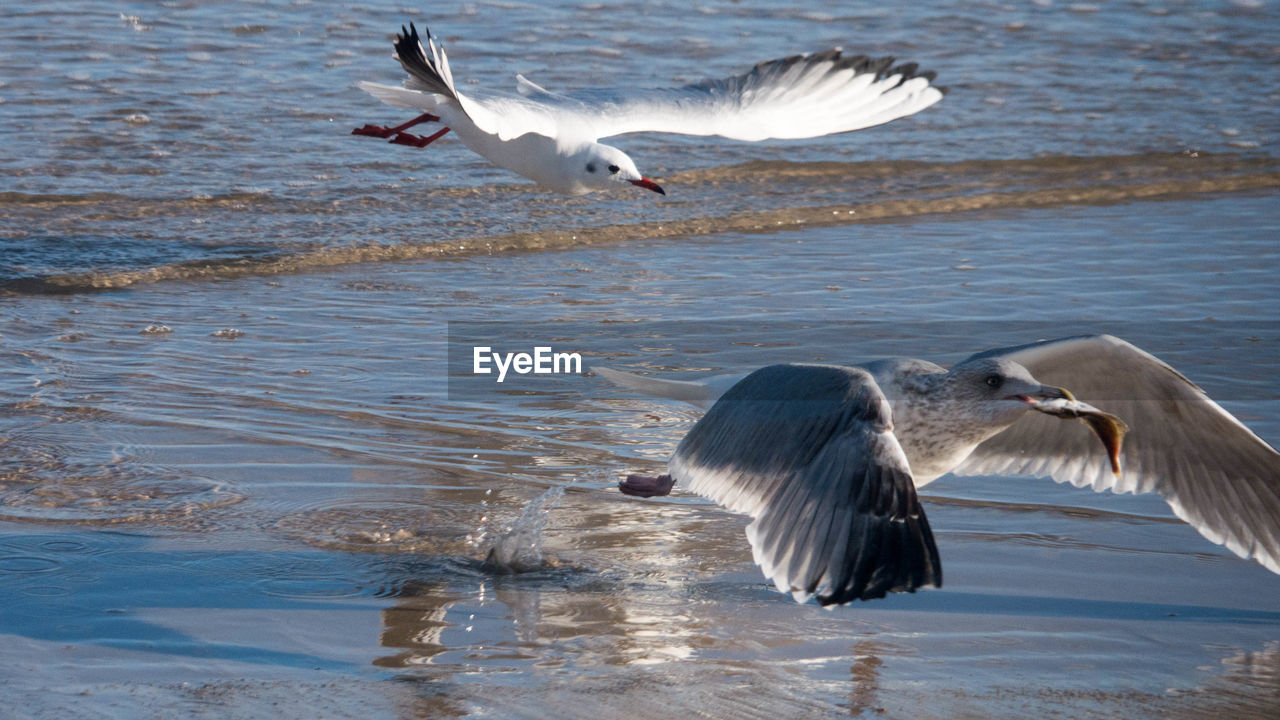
890,62 -> 919,78
398,22 -> 432,54
869,56 -> 895,77
746,49 -> 942,97
816,475 -> 943,606
811,48 -> 842,65
873,58 -> 944,91
389,19 -> 456,99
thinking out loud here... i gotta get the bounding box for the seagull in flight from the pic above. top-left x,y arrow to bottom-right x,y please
354,23 -> 945,195
597,335 -> 1280,605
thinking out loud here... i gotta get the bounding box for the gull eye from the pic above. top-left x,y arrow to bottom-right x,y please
608,164 -> 620,174
985,374 -> 1003,389
585,163 -> 597,173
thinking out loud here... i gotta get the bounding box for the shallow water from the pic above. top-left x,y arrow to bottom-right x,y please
2,0 -> 1278,290
2,0 -> 1280,718
4,194 -> 1279,718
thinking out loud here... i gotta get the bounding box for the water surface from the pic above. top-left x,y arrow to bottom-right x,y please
2,0 -> 1279,717
2,0 -> 1277,290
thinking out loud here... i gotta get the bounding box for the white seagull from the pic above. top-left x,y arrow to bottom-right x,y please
354,23 -> 945,195
597,335 -> 1280,605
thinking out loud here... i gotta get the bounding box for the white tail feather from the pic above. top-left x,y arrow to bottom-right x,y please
356,81 -> 440,110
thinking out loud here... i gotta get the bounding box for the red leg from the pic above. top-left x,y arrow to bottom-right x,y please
351,112 -> 441,139
389,126 -> 451,148
619,474 -> 675,498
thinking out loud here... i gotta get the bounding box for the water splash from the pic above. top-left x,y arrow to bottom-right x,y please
484,485 -> 565,574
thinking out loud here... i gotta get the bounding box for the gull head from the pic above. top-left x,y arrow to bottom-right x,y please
571,143 -> 665,196
942,357 -> 1072,430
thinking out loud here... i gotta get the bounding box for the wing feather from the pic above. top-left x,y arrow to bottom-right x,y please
558,52 -> 944,141
955,335 -> 1280,573
391,23 -> 459,100
594,366 -> 744,410
669,364 -> 941,604
370,28 -> 943,144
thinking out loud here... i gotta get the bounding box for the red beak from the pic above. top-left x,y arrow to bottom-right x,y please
629,178 -> 666,195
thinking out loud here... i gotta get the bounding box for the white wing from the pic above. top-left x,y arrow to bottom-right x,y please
954,335 -> 1280,573
669,364 -> 941,604
369,26 -> 943,143
523,50 -> 945,142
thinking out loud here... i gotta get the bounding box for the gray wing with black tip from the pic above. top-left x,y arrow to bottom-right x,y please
669,363 -> 941,604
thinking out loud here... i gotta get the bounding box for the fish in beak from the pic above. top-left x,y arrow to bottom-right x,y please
1027,389 -> 1130,476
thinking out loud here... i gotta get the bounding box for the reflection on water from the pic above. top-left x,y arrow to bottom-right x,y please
847,640 -> 887,715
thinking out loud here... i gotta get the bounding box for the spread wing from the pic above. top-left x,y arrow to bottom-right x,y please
954,334 -> 1280,573
367,25 -> 944,143
524,50 -> 944,142
669,364 -> 941,604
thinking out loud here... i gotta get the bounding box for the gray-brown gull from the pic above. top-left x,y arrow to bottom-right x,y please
353,23 -> 944,195
596,335 -> 1280,606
